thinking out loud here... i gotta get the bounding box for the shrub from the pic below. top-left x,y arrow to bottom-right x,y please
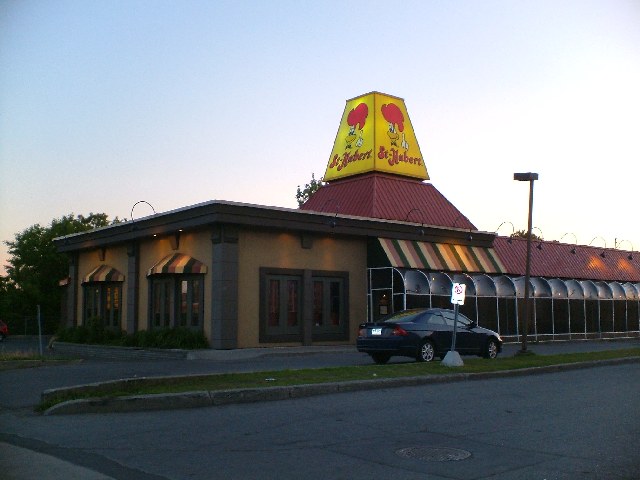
56,323 -> 208,350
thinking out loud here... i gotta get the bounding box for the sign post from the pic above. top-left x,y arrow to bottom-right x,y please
443,283 -> 466,367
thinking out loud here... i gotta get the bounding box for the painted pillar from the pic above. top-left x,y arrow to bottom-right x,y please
211,224 -> 239,349
126,241 -> 139,335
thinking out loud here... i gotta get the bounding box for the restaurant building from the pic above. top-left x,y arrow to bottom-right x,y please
54,92 -> 640,349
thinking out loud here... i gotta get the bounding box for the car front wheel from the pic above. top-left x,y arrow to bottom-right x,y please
417,340 -> 435,362
484,338 -> 499,359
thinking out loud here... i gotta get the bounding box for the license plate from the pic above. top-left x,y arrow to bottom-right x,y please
371,328 -> 382,336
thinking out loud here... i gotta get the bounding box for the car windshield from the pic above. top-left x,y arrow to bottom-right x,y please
381,310 -> 425,324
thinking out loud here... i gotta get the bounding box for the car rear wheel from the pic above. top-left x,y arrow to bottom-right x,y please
417,340 -> 435,362
484,338 -> 499,359
370,353 -> 391,365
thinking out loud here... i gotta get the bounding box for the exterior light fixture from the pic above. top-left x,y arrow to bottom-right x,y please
452,213 -> 469,228
532,226 -> 544,250
319,199 -> 340,229
589,236 -> 607,259
513,172 -> 539,354
404,208 -> 424,222
130,200 -> 156,222
614,239 -> 634,261
495,221 -> 515,243
560,232 -> 578,254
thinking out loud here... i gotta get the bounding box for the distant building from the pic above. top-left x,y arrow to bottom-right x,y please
55,92 -> 640,348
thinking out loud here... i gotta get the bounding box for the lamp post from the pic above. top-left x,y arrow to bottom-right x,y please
514,172 -> 538,354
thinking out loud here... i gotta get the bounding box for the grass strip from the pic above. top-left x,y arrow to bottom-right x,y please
37,348 -> 640,412
0,353 -> 79,371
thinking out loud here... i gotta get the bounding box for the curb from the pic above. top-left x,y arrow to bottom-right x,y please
42,356 -> 640,415
50,342 -> 355,361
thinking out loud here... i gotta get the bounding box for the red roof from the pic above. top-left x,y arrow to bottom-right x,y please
494,236 -> 640,282
300,173 -> 475,229
301,173 -> 640,282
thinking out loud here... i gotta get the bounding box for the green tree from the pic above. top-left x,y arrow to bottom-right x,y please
296,173 -> 325,207
512,229 -> 543,241
1,213 -> 122,331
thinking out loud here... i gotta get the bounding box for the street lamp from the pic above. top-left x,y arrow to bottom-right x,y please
514,172 -> 539,354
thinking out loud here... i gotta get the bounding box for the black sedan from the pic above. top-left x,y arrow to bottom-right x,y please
357,308 -> 502,364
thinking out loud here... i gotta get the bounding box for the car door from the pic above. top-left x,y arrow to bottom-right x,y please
442,310 -> 475,354
426,311 -> 452,354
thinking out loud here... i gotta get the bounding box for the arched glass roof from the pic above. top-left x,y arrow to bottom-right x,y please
512,277 -> 532,297
623,283 -> 639,300
548,279 -> 569,299
580,280 -> 599,300
494,275 -> 516,297
429,272 -> 452,296
531,277 -> 552,297
373,268 -> 640,304
565,279 -> 584,299
403,269 -> 430,294
594,281 -> 613,299
609,282 -> 626,300
471,274 -> 497,296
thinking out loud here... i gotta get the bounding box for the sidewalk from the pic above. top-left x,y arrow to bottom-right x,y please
1,442 -> 115,480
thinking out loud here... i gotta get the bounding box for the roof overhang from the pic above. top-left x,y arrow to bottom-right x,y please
54,200 -> 496,253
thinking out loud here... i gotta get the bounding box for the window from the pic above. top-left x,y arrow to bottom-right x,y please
260,268 -> 349,343
149,275 -> 204,330
441,310 -> 472,327
83,283 -> 122,329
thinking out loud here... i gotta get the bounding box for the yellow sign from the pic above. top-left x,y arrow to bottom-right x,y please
324,92 -> 429,182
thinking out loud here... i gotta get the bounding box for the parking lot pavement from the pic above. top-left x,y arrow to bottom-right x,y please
1,338 -> 639,479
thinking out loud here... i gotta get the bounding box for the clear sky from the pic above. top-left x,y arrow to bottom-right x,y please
1,0 -> 639,275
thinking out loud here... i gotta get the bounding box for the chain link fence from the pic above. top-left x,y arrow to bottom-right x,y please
1,312 -> 62,336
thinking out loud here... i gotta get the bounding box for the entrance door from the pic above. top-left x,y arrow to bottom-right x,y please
265,274 -> 302,340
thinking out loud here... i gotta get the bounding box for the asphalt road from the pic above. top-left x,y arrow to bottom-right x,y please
1,338 -> 639,479
1,364 -> 639,479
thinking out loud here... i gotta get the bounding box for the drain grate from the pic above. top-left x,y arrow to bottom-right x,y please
396,446 -> 471,462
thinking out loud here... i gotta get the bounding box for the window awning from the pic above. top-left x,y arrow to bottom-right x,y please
82,265 -> 125,283
378,238 -> 505,274
147,253 -> 208,276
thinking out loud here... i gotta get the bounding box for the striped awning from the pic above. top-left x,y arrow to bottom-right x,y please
82,265 -> 125,283
378,238 -> 506,274
147,253 -> 208,276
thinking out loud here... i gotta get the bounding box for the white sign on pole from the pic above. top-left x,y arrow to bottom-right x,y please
451,283 -> 466,305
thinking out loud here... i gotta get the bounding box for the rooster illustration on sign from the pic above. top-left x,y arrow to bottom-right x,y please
381,103 -> 409,149
345,102 -> 368,149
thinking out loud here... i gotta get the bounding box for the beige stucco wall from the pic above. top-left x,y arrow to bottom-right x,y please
236,230 -> 368,348
73,227 -> 367,349
75,245 -> 129,326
